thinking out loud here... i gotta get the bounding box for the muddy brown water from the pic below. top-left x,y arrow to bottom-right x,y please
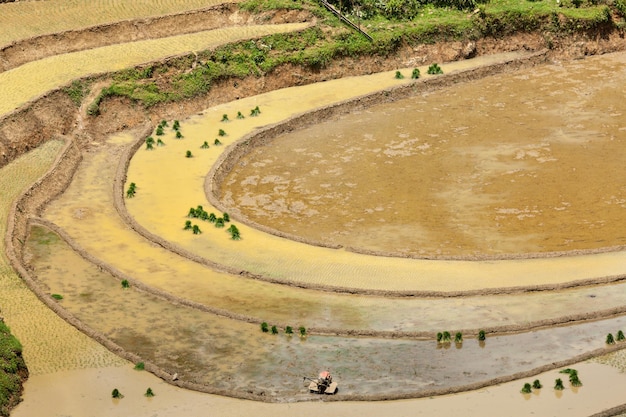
23,223 -> 626,400
220,54 -> 626,258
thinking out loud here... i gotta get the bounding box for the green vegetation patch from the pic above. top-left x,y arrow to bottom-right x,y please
87,0 -> 620,112
0,321 -> 27,417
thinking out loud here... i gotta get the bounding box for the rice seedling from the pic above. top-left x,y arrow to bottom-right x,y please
427,63 -> 443,74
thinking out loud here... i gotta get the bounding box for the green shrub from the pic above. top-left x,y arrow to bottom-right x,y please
299,326 -> 307,337
134,362 -> 145,371
218,129 -> 227,137
617,330 -> 625,341
442,331 -> 451,342
186,150 -> 193,158
285,326 -> 293,335
237,111 -> 245,119
454,332 -> 463,343
156,125 -> 164,136
261,322 -> 269,332
223,213 -> 230,222
145,387 -> 155,397
532,379 -> 542,389
271,325 -> 278,334
51,294 -> 63,300
411,68 -> 421,79
521,383 -> 532,393
192,225 -> 202,234
607,333 -> 615,344
121,280 -> 130,289
436,332 -> 443,343
184,220 -> 192,230
201,141 -> 210,149
157,138 -> 165,146
554,378 -> 564,390
112,388 -> 123,399
221,114 -> 229,122
395,70 -> 404,79
173,120 -> 180,130
215,218 -> 225,228
214,138 -> 222,145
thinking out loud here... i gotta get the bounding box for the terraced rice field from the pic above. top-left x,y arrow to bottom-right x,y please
0,0 -> 240,46
0,141 -> 127,375
3,0 -> 626,415
23,53 -> 626,401
0,23 -> 309,115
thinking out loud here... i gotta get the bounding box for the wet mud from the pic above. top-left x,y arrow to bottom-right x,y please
220,53 -> 626,258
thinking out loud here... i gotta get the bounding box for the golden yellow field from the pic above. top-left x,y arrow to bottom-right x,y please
0,23 -> 308,116
0,0 -> 239,46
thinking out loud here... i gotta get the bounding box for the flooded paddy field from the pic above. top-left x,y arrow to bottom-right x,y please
221,53 -> 626,258
23,222 -> 626,400
125,53 -> 626,292
40,130 -> 626,337
13,51 -> 626,403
